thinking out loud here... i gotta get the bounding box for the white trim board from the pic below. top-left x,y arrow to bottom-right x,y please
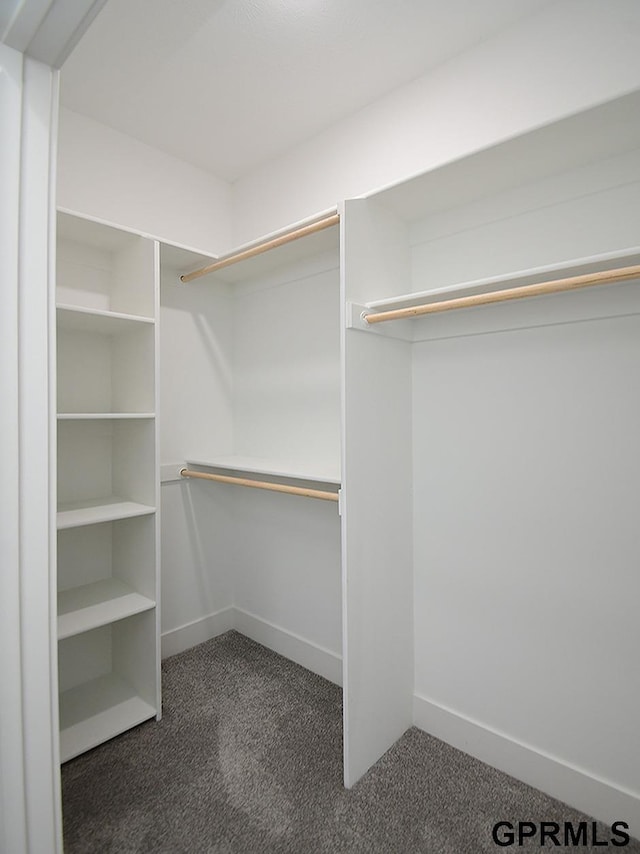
161,607 -> 342,687
413,693 -> 640,840
161,608 -> 235,659
234,608 -> 342,687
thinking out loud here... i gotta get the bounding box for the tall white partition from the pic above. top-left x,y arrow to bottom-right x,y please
341,199 -> 414,786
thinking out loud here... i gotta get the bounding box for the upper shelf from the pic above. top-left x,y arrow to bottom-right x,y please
183,455 -> 341,486
175,210 -> 340,285
365,91 -> 640,226
160,242 -> 217,277
348,247 -> 640,342
364,247 -> 640,314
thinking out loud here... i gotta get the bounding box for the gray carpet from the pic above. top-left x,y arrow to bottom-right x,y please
62,631 -> 639,853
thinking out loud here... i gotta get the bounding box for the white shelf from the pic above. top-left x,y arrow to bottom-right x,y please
367,91 -> 640,225
185,455 -> 341,485
59,673 -> 156,762
57,304 -> 154,333
364,247 -> 640,314
57,497 -> 155,529
160,242 -> 216,276
57,579 -> 155,640
178,210 -> 339,285
57,413 -> 155,420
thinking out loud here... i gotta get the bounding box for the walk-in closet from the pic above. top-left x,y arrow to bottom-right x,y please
4,2 -> 640,851
51,87 -> 640,818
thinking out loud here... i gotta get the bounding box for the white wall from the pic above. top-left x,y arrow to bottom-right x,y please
232,0 -> 640,244
57,108 -> 232,255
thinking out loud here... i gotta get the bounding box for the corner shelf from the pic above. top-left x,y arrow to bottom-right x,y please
59,673 -> 156,762
184,455 -> 341,486
175,209 -> 339,286
57,579 -> 155,640
57,497 -> 156,530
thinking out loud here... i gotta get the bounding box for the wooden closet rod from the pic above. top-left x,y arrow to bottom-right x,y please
180,468 -> 339,502
363,263 -> 640,324
180,213 -> 340,283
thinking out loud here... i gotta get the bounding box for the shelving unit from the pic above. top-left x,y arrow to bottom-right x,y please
55,211 -> 161,761
340,90 -> 640,806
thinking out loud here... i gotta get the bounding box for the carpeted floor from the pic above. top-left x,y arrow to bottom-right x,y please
62,631 -> 639,853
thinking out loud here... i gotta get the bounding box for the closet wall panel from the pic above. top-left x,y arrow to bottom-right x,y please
412,313 -> 640,793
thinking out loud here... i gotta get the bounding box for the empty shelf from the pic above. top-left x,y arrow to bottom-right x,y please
364,247 -> 640,314
57,498 -> 156,529
57,305 -> 154,333
59,673 -> 156,762
57,579 -> 155,640
185,455 -> 341,485
57,413 -> 155,420
179,210 -> 339,285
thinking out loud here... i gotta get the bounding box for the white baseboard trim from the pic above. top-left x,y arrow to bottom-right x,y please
161,607 -> 342,686
161,607 -> 235,659
234,608 -> 342,686
413,693 -> 640,839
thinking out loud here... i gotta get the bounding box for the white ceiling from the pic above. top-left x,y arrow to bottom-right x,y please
60,0 -> 553,183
